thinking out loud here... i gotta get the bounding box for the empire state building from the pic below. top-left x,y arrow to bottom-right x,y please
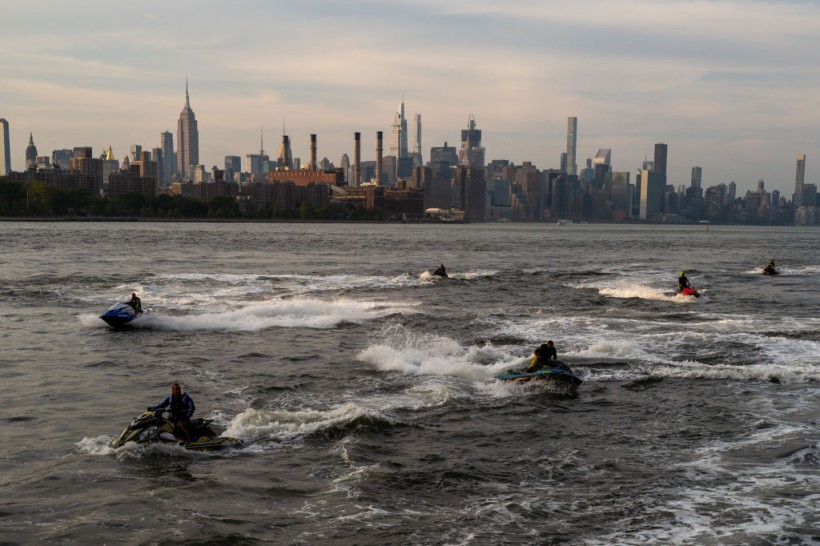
176,82 -> 199,180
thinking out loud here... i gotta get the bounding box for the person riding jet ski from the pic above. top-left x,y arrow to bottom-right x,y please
127,292 -> 142,314
432,264 -> 449,278
678,271 -> 691,291
763,260 -> 777,275
525,341 -> 558,372
149,383 -> 194,442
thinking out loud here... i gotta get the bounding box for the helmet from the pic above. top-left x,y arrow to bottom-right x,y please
679,271 -> 685,277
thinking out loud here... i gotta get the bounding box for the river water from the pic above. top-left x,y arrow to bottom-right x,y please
0,221 -> 817,545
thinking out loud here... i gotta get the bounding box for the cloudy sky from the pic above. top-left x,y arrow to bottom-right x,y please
2,0 -> 819,194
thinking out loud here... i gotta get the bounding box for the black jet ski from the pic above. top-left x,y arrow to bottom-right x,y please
495,361 -> 582,393
100,302 -> 145,328
763,264 -> 778,275
432,264 -> 449,278
110,408 -> 242,451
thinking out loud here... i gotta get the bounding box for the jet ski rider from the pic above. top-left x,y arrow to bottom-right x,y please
149,383 -> 195,442
678,271 -> 692,292
525,341 -> 558,372
127,292 -> 142,314
433,264 -> 448,278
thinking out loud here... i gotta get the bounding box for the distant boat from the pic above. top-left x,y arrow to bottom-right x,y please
556,219 -> 574,226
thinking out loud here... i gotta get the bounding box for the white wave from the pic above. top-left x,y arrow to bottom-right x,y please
598,285 -> 677,302
419,269 -> 499,281
222,401 -> 398,443
81,297 -> 419,332
746,264 -> 820,276
75,435 -> 117,456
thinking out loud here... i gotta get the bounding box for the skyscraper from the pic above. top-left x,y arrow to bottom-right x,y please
794,154 -> 806,207
26,133 -> 37,170
566,117 -> 578,176
413,113 -> 422,167
160,131 -> 175,186
390,98 -> 408,159
459,115 -> 485,173
691,166 -> 702,189
176,81 -> 199,180
0,118 -> 10,175
654,143 -> 668,176
639,169 -> 665,220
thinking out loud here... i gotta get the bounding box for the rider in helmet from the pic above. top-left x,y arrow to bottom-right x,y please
678,271 -> 691,291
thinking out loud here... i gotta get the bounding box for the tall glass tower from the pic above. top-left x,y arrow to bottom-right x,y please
794,154 -> 806,207
0,118 -> 10,175
390,98 -> 408,159
413,113 -> 422,167
566,117 -> 577,176
176,81 -> 199,181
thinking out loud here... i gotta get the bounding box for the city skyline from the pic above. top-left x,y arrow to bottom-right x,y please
2,0 -> 819,195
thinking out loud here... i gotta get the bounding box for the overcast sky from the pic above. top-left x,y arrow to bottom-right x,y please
2,0 -> 819,194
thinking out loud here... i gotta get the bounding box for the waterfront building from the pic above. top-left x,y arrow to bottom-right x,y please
176,81 -> 199,180
0,118 -> 10,175
611,171 -> 631,218
639,169 -> 665,220
453,165 -> 485,221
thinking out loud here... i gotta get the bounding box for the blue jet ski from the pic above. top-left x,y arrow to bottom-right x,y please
495,361 -> 582,393
99,302 -> 143,328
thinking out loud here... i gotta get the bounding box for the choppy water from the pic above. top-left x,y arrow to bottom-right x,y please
0,221 -> 818,545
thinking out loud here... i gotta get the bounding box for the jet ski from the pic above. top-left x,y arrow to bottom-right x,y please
110,408 -> 242,451
763,264 -> 778,275
495,361 -> 582,393
99,302 -> 144,327
676,287 -> 700,298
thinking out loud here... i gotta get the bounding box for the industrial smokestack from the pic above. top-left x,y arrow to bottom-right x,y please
310,134 -> 317,171
376,131 -> 383,186
354,132 -> 361,187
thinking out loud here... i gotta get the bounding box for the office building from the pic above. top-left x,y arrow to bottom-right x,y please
160,131 -> 175,185
654,143 -> 668,176
390,98 -> 408,159
691,166 -> 702,189
459,115 -> 485,174
639,169 -> 665,220
225,156 -> 241,183
176,81 -> 199,180
0,118 -> 10,175
413,113 -> 422,167
794,154 -> 806,207
26,133 -> 38,170
566,117 -> 577,176
52,149 -> 73,170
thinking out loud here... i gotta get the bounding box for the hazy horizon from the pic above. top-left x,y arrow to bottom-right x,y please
2,0 -> 819,195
